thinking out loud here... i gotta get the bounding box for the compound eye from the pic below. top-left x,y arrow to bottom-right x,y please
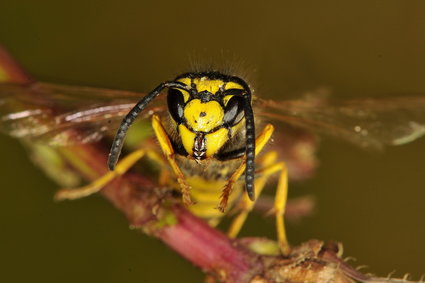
167,88 -> 185,123
223,96 -> 245,126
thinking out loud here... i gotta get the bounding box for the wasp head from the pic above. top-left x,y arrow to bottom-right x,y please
167,72 -> 249,160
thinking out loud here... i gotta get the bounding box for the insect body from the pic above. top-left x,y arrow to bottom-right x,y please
107,72 -> 258,207
56,71 -> 291,253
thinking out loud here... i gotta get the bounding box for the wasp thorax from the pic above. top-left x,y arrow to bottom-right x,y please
184,99 -> 224,132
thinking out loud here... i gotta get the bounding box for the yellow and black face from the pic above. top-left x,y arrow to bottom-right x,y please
167,72 -> 250,160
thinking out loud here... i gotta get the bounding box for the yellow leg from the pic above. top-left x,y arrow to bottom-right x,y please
151,115 -> 194,206
218,124 -> 274,212
227,151 -> 290,255
227,152 -> 277,237
271,162 -> 289,255
54,118 -> 169,201
55,148 -> 146,200
227,175 -> 268,237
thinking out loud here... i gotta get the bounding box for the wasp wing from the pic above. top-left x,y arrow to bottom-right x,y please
256,95 -> 425,149
0,82 -> 165,145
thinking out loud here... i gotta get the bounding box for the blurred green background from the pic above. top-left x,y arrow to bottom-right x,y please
0,1 -> 424,282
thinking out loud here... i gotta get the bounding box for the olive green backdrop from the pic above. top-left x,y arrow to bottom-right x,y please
0,1 -> 424,282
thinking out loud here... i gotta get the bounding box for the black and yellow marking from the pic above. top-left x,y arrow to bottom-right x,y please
56,72 -> 291,254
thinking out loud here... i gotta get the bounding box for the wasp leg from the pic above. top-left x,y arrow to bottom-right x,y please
228,151 -> 290,255
55,148 -> 147,201
227,151 -> 277,237
151,114 -> 194,206
55,125 -> 168,201
272,161 -> 289,255
218,124 -> 274,212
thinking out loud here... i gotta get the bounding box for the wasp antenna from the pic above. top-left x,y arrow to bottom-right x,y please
243,94 -> 256,201
108,81 -> 187,170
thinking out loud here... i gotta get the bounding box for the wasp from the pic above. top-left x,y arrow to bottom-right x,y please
1,48 -> 425,255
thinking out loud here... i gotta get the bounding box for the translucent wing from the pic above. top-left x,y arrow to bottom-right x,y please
256,94 -> 425,149
0,82 -> 165,145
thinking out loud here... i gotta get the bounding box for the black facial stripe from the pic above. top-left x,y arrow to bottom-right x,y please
222,88 -> 245,97
189,91 -> 223,103
182,123 -> 227,135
